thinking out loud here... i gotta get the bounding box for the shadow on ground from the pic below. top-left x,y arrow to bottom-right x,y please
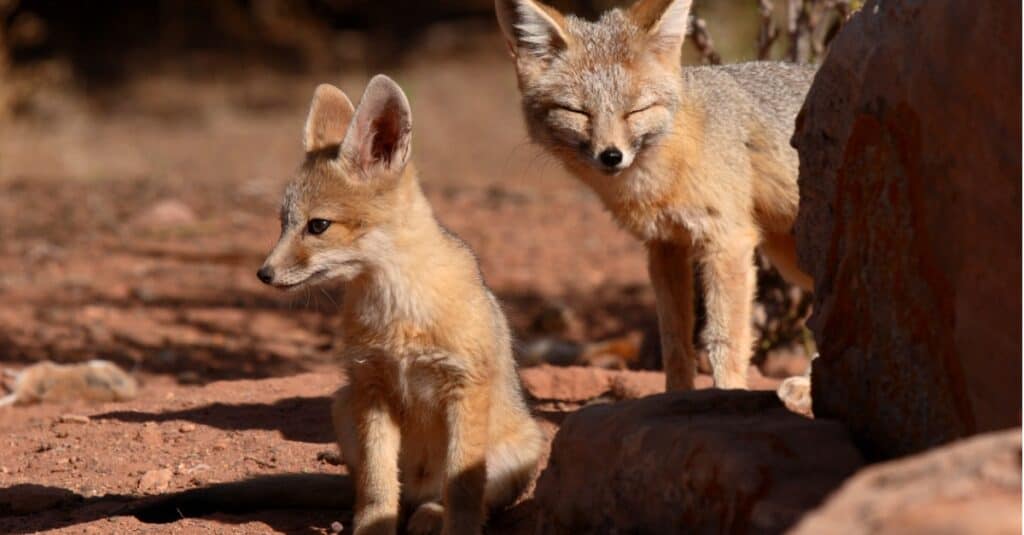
95,395 -> 336,444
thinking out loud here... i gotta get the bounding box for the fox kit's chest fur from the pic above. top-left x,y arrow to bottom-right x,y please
343,344 -> 470,410
339,278 -> 494,410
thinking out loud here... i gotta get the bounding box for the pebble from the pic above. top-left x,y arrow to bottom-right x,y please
138,468 -> 173,493
59,414 -> 90,424
316,450 -> 343,466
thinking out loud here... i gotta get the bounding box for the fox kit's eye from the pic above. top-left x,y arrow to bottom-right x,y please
307,219 -> 331,235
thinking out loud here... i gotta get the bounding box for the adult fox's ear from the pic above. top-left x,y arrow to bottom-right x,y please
303,84 -> 355,154
495,0 -> 570,60
340,75 -> 412,176
629,0 -> 692,57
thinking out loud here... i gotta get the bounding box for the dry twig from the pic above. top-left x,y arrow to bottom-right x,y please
756,0 -> 780,60
687,10 -> 721,65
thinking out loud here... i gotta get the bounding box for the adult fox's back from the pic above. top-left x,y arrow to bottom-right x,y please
681,61 -> 816,234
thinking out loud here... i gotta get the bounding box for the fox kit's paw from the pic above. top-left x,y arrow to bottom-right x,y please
406,502 -> 444,535
777,375 -> 812,417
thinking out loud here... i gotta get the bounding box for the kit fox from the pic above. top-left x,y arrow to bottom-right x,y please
495,0 -> 815,391
257,75 -> 544,535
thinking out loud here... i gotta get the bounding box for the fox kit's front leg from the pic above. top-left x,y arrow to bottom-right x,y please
442,380 -> 490,535
647,241 -> 698,391
350,391 -> 401,535
698,230 -> 759,389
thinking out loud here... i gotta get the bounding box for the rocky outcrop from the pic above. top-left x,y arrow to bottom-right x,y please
533,390 -> 863,534
793,0 -> 1021,458
790,429 -> 1022,534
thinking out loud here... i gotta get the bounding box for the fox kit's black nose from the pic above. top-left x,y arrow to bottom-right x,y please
257,266 -> 275,285
599,148 -> 623,168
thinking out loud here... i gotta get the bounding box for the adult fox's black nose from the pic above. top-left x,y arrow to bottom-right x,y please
599,147 -> 623,168
257,266 -> 275,285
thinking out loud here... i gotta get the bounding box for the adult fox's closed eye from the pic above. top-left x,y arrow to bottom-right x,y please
496,0 -> 815,391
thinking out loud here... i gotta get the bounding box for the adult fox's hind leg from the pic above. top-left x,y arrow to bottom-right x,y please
760,231 -> 813,290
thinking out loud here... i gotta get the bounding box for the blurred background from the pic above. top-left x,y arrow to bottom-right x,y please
0,0 -> 848,383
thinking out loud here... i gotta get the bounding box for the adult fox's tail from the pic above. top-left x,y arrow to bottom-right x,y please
128,473 -> 354,523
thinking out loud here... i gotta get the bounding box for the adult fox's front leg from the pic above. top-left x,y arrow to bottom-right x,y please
648,241 -> 698,391
698,229 -> 759,389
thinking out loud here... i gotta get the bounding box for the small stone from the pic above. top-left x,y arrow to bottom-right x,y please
777,375 -> 813,418
330,521 -> 344,533
317,450 -> 343,466
179,423 -> 196,433
136,199 -> 197,228
178,463 -> 210,476
59,414 -> 90,424
138,468 -> 173,493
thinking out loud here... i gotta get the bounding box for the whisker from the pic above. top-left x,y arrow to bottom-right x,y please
319,287 -> 339,309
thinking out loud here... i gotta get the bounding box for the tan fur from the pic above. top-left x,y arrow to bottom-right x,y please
259,76 -> 543,535
0,360 -> 138,407
496,0 -> 815,390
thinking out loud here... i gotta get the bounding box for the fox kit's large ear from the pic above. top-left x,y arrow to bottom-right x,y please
304,84 -> 355,153
495,0 -> 570,60
341,75 -> 412,176
630,0 -> 692,57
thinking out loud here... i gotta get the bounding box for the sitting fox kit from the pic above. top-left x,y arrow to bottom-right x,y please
496,0 -> 815,390
258,76 -> 543,534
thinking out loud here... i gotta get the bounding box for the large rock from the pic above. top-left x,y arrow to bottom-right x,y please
533,390 -> 864,534
793,0 -> 1021,458
790,429 -> 1022,534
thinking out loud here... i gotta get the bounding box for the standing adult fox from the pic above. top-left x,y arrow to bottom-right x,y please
495,0 -> 815,390
256,75 -> 544,534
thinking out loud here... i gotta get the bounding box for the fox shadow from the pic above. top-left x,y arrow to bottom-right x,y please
94,395 -> 337,444
0,474 -> 536,534
0,480 -> 352,534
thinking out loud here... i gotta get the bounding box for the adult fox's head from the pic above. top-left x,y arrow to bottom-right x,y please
496,0 -> 690,176
258,75 -> 415,290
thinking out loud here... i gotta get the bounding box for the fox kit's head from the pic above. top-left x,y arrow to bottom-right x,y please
258,75 -> 414,290
496,0 -> 690,176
